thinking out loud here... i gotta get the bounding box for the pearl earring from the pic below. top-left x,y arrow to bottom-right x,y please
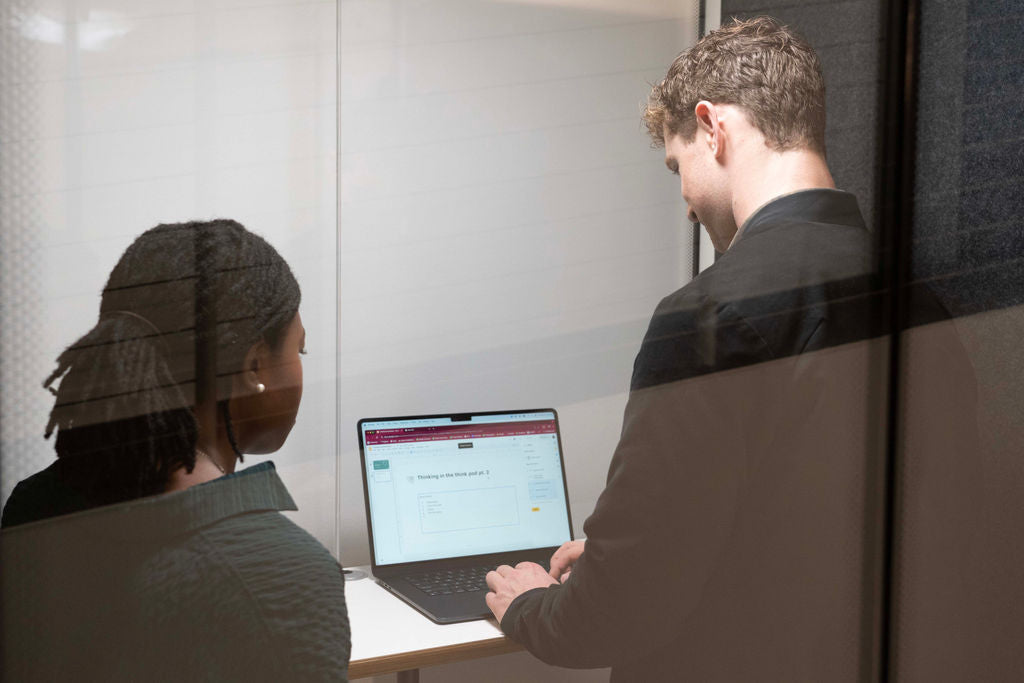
256,383 -> 266,393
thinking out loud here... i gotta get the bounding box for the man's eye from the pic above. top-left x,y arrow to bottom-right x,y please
300,347 -> 308,355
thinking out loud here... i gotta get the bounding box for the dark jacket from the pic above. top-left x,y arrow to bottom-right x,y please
501,190 -> 910,681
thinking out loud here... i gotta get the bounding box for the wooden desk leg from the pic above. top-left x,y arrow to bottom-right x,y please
396,669 -> 420,683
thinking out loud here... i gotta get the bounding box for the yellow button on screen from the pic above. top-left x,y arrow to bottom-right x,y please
531,507 -> 540,512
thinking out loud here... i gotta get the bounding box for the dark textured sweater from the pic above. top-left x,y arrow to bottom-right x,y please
1,462 -> 350,682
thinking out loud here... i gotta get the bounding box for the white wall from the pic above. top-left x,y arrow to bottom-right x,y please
1,1 -> 701,680
337,0 -> 697,558
338,2 -> 699,679
0,0 -> 339,551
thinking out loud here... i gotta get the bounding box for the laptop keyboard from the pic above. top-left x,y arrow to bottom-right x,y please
404,566 -> 494,596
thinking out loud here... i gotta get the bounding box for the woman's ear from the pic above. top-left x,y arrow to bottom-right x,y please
237,339 -> 270,396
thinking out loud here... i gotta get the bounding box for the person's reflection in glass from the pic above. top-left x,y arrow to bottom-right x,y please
482,16 -> 978,682
1,220 -> 350,682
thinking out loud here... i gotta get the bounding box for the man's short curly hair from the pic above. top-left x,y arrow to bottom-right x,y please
644,16 -> 826,154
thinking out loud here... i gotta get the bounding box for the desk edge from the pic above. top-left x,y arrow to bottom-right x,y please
348,636 -> 524,679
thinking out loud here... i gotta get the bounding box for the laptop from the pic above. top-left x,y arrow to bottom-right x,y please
357,408 -> 574,624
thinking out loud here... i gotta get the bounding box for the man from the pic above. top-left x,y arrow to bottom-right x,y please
485,16 -> 890,681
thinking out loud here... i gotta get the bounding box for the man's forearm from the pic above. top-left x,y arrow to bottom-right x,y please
500,583 -> 617,669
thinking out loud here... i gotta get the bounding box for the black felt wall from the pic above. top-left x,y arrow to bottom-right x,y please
716,5 -> 1024,681
720,0 -> 884,231
721,0 -> 1023,318
914,0 -> 1024,317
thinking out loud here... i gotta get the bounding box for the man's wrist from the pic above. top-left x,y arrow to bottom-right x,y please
499,585 -> 556,635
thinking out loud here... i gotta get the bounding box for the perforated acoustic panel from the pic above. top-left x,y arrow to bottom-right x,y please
0,2 -> 54,505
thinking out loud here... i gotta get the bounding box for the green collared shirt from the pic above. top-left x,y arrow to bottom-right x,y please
1,462 -> 350,682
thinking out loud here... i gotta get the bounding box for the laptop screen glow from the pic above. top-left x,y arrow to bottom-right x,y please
361,411 -> 572,566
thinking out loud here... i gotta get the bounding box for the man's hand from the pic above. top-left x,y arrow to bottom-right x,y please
485,562 -> 558,623
549,539 -> 586,582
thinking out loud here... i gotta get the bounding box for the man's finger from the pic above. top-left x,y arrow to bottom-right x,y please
549,555 -> 564,576
485,570 -> 502,589
550,541 -> 571,562
495,564 -> 514,577
549,551 -> 565,578
560,571 -> 571,583
549,539 -> 584,579
485,591 -> 496,609
549,557 -> 572,579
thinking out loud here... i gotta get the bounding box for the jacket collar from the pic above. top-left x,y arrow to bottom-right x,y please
732,189 -> 866,247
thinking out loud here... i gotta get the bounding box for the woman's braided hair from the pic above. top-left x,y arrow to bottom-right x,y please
42,219 -> 300,506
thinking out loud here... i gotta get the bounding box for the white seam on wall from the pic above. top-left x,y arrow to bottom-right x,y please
698,0 -> 722,274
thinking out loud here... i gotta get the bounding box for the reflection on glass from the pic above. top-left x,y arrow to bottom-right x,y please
1,221 -> 350,681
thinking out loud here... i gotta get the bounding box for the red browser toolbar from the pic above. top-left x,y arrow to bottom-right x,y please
364,420 -> 555,445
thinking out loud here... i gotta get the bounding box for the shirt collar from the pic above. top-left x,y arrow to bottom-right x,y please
6,461 -> 297,541
730,188 -> 866,249
154,461 -> 297,536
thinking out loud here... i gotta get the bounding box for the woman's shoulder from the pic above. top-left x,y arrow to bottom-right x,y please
195,506 -> 351,679
203,506 -> 344,589
189,466 -> 346,610
207,504 -> 330,551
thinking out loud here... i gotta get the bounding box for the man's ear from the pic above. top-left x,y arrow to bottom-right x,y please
694,100 -> 724,159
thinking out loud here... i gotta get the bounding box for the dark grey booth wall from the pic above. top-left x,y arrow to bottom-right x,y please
900,1 -> 1024,681
914,0 -> 1024,318
721,0 -> 1024,320
721,1 -> 1024,680
721,0 -> 884,232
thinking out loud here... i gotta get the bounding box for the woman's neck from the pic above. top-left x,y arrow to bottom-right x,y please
165,408 -> 239,492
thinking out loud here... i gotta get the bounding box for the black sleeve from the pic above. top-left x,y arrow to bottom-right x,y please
500,301 -> 772,668
1,462 -> 88,528
1,479 -> 34,528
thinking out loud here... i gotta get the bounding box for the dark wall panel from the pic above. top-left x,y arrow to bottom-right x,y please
918,0 -> 1024,316
896,0 -> 1024,680
719,4 -> 1024,683
721,0 -> 884,231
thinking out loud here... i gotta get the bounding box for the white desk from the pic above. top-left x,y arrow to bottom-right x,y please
346,567 -> 523,681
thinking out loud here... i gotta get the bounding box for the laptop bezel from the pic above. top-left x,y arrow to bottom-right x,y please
356,408 -> 575,577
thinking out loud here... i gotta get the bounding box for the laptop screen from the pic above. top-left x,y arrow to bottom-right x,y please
360,410 -> 572,567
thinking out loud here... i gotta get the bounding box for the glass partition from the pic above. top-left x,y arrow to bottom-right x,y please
336,0 -> 700,565
0,0 -> 338,550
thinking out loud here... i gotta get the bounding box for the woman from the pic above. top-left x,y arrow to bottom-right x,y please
1,220 -> 349,682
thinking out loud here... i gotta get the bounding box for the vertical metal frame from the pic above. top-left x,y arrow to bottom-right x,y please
875,0 -> 921,681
